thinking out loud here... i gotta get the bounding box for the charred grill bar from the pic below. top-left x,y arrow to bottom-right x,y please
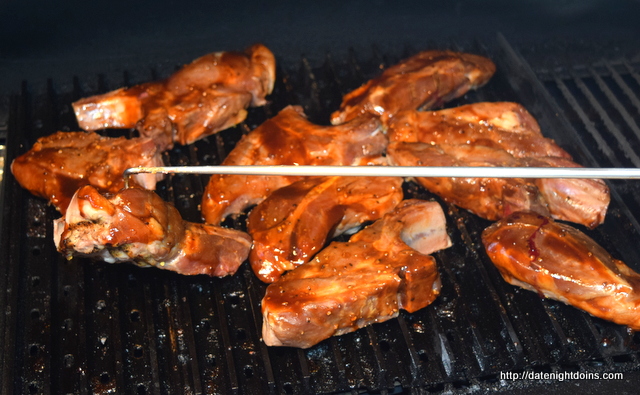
2,35 -> 640,394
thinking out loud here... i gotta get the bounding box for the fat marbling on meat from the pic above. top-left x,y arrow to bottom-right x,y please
482,211 -> 640,330
73,44 -> 276,150
54,185 -> 251,277
262,199 -> 452,348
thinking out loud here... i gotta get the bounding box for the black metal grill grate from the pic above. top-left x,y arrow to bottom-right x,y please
2,35 -> 640,394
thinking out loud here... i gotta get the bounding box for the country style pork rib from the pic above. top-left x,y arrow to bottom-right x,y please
11,131 -> 164,214
201,105 -> 388,224
482,211 -> 640,330
386,102 -> 610,228
386,102 -> 570,159
330,50 -> 496,125
54,186 -> 252,277
261,199 -> 452,348
247,176 -> 404,283
388,141 -> 553,221
73,44 -> 276,150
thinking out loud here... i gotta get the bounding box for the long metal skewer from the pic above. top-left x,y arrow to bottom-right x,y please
123,165 -> 640,188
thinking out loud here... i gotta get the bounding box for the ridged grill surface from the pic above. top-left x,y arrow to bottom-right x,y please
1,35 -> 640,394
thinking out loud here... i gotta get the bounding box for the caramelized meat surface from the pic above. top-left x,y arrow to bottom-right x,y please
201,105 -> 388,224
330,50 -> 495,125
247,176 -> 403,283
387,102 -> 570,159
483,211 -> 640,330
262,199 -> 452,348
386,102 -> 610,228
388,141 -> 552,221
11,131 -> 164,214
73,44 -> 276,150
54,186 -> 251,277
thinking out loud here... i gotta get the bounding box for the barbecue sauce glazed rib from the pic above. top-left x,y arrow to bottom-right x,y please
10,131 -> 164,214
73,44 -> 276,150
261,199 -> 452,348
247,176 -> 404,283
330,50 -> 496,125
386,102 -> 610,228
482,211 -> 640,330
201,105 -> 387,224
387,102 -> 570,159
54,186 -> 252,277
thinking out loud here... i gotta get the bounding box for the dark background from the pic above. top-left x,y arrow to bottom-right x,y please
1,0 -> 639,94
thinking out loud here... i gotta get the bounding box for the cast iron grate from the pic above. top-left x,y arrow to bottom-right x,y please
2,35 -> 640,394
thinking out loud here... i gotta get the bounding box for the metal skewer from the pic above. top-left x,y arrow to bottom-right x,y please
123,165 -> 640,188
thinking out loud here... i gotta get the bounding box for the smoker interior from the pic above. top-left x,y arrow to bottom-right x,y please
3,34 -> 640,394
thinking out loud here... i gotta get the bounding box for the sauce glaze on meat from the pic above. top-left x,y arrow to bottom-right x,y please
330,50 -> 496,125
11,131 -> 164,214
386,102 -> 610,228
262,199 -> 452,348
483,211 -> 640,330
54,186 -> 252,277
201,105 -> 388,224
73,44 -> 276,150
247,176 -> 404,283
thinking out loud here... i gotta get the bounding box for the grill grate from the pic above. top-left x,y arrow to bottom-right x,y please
2,35 -> 640,394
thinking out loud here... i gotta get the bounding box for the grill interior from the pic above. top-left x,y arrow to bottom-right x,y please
2,34 -> 640,394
